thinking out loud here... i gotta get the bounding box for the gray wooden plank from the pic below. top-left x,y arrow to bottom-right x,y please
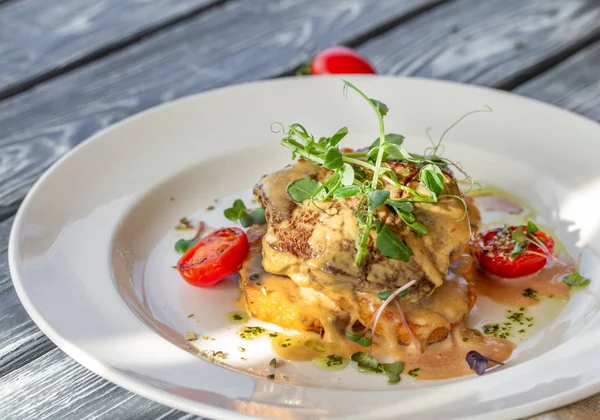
0,0 -> 223,97
0,0 -> 598,221
357,0 -> 600,89
2,1 -> 600,418
0,227 -> 55,377
0,0 -> 444,219
514,40 -> 600,122
0,0 -> 445,374
3,40 -> 600,420
0,217 -> 56,378
0,348 -> 202,420
0,0 -> 599,382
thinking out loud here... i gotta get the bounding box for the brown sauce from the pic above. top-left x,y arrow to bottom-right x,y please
473,256 -> 573,307
401,329 -> 514,380
239,235 -> 514,380
234,187 -> 576,381
467,188 -> 573,307
268,326 -> 513,380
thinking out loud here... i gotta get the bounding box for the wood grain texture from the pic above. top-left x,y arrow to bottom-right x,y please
2,1 -> 600,419
0,217 -> 56,379
0,0 -> 598,219
514,40 -> 600,122
358,0 -> 600,89
0,0 -> 445,375
0,348 -> 202,420
2,40 -> 600,419
0,0 -> 445,372
0,0 -> 223,96
0,0 -> 443,219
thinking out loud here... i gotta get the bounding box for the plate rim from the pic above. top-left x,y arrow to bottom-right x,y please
9,74 -> 600,420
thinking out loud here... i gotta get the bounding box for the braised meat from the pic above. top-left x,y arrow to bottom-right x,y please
239,225 -> 477,347
254,159 -> 471,303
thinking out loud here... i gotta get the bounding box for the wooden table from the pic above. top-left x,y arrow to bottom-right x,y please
1,0 -> 599,418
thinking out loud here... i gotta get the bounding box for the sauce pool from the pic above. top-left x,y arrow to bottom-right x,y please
226,186 -> 575,382
473,256 -> 573,307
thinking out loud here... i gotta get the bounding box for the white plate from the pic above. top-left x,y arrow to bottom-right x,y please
9,76 -> 600,420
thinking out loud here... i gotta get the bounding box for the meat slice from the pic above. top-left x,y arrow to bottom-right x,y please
254,159 -> 471,303
239,228 -> 477,348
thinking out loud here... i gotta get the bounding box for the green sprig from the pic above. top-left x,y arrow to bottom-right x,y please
350,352 -> 404,384
224,199 -> 266,227
276,81 -> 488,266
564,254 -> 590,287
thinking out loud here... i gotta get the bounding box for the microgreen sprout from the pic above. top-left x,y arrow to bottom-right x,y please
174,221 -> 205,254
394,300 -> 421,353
563,254 -> 590,287
345,331 -> 373,347
276,81 -> 488,266
428,106 -> 492,156
527,233 -> 565,266
224,199 -> 266,227
466,350 -> 504,376
368,280 -> 415,349
505,223 -> 566,266
350,352 -> 404,384
377,288 -> 410,300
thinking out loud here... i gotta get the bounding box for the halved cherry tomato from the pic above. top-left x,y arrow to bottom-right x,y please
477,226 -> 555,278
177,228 -> 248,287
303,46 -> 376,75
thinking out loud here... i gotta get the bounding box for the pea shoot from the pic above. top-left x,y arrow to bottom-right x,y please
174,221 -> 205,254
351,352 -> 404,384
270,81 -> 501,381
563,254 -> 590,287
224,199 -> 266,227
275,80 -> 487,266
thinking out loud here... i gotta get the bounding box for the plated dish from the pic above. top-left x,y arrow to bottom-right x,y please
10,76 -> 600,419
171,81 -> 588,384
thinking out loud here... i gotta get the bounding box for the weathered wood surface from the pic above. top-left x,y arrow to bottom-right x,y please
515,40 -> 600,122
0,0 -> 445,375
357,0 -> 600,89
0,0 -> 224,97
0,0 -> 598,220
0,0 -> 444,219
1,0 -> 600,418
0,217 -> 55,379
2,37 -> 600,420
0,348 -> 199,420
0,216 -> 57,382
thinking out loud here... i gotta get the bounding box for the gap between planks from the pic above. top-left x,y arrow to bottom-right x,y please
2,0 -> 600,386
0,0 -> 451,103
276,0 -> 449,77
0,0 -> 599,226
0,0 -> 455,379
0,0 -> 232,102
496,28 -> 600,90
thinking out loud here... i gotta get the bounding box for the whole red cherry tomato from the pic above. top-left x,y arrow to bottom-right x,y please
177,228 -> 248,287
477,226 -> 555,278
299,46 -> 376,75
